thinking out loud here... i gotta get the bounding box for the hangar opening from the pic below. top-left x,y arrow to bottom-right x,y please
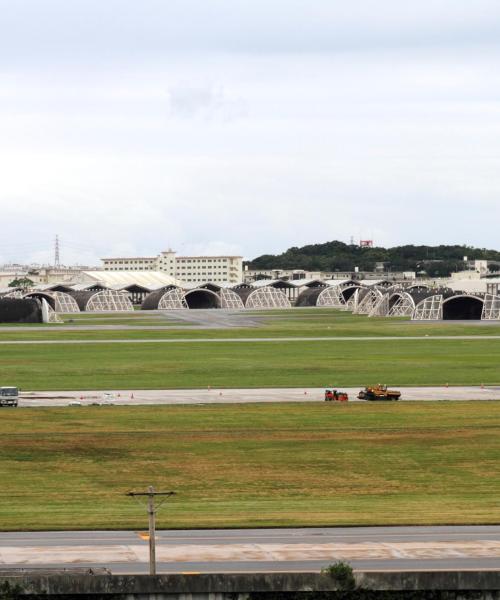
295,288 -> 323,307
23,292 -> 56,310
184,289 -> 220,309
442,295 -> 483,320
0,298 -> 42,323
340,285 -> 361,302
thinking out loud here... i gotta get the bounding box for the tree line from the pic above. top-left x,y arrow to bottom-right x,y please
246,241 -> 500,277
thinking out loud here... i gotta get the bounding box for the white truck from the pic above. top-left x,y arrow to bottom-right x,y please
0,387 -> 19,407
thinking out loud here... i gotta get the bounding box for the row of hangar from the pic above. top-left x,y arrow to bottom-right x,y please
2,278 -> 500,320
330,284 -> 500,321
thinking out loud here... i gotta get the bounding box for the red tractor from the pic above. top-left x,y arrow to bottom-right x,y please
324,388 -> 349,402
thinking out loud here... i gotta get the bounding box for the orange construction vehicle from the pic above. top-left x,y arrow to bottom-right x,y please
357,385 -> 401,401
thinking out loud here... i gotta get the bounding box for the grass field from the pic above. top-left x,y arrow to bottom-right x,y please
2,309 -> 500,340
0,402 -> 498,530
1,309 -> 499,389
1,338 -> 500,389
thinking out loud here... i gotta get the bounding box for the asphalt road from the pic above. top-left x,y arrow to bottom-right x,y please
18,385 -> 500,407
0,527 -> 499,574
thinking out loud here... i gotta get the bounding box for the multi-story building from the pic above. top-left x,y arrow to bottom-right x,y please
243,267 -> 416,284
0,265 -> 90,288
101,249 -> 243,285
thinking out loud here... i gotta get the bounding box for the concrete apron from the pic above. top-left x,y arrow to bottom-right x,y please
2,540 -> 500,566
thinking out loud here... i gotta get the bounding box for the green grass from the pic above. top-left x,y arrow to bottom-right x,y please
1,309 -> 500,341
1,310 -> 499,390
0,402 -> 498,530
1,338 -> 499,390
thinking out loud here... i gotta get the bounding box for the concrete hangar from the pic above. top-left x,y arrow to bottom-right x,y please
1,274 -> 500,322
137,278 -> 500,320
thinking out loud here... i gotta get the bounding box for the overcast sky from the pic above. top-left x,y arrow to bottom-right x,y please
1,0 -> 499,266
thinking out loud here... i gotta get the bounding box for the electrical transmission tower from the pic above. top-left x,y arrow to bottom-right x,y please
54,235 -> 61,268
127,486 -> 176,575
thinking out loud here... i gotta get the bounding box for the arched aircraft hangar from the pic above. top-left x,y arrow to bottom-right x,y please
3,275 -> 499,322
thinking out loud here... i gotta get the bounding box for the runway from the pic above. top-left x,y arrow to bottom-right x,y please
1,527 -> 499,574
17,385 -> 500,407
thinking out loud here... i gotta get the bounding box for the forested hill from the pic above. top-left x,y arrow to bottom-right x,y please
247,242 -> 500,277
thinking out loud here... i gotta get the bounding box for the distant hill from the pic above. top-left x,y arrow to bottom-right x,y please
247,241 -> 500,277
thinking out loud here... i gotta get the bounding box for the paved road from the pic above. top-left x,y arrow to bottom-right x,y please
2,335 -> 500,345
0,527 -> 499,574
18,386 -> 500,407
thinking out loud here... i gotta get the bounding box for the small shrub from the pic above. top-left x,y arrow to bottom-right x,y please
0,581 -> 22,600
321,561 -> 356,591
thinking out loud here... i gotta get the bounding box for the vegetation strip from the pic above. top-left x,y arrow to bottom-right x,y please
0,402 -> 498,530
0,338 -> 499,389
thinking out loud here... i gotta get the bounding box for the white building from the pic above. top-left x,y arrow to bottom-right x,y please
244,267 -> 416,284
0,265 -> 89,287
101,249 -> 243,285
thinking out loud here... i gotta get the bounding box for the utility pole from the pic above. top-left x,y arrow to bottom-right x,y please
54,235 -> 61,268
127,486 -> 175,576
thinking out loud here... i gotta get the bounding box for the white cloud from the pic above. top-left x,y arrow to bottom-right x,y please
0,1 -> 499,264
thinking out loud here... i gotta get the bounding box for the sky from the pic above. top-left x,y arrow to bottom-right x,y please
1,0 -> 499,266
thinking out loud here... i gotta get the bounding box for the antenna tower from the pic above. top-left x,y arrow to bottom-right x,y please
54,235 -> 61,268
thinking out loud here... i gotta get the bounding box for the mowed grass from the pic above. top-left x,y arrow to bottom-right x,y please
0,338 -> 499,390
0,402 -> 498,530
1,309 -> 500,340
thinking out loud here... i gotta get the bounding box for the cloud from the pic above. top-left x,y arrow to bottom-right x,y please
1,0 -> 500,65
167,84 -> 245,121
0,1 -> 499,264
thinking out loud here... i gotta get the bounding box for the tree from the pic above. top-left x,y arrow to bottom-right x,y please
8,277 -> 34,290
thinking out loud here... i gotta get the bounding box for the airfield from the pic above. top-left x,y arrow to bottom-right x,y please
1,309 -> 500,390
0,307 -> 499,576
